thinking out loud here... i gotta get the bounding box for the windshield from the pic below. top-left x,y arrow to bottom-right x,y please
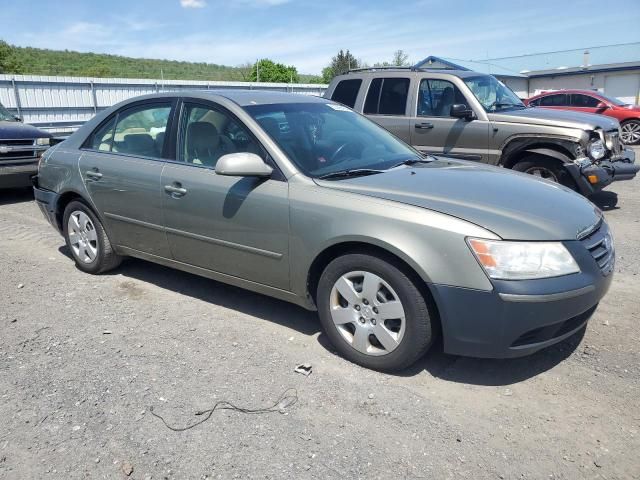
0,103 -> 16,122
597,93 -> 629,107
463,75 -> 525,112
244,102 -> 422,178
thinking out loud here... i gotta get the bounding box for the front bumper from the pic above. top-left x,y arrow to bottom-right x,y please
570,148 -> 639,195
0,162 -> 38,188
430,226 -> 614,358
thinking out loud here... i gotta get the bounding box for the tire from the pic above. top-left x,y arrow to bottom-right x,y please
512,155 -> 577,190
62,200 -> 122,274
620,119 -> 640,145
316,253 -> 433,372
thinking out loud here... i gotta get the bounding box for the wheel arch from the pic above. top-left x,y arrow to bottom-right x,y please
54,190 -> 87,232
305,240 -> 441,331
500,137 -> 575,169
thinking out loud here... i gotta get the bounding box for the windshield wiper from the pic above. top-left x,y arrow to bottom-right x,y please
389,156 -> 434,169
317,168 -> 385,180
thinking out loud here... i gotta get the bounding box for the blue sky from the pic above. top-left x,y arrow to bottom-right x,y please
1,0 -> 639,74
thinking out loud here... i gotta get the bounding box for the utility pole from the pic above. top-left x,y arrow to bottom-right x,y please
256,59 -> 260,83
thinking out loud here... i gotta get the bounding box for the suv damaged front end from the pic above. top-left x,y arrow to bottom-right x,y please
569,127 -> 638,194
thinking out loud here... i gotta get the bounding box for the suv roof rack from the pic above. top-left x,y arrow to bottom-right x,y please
347,65 -> 463,74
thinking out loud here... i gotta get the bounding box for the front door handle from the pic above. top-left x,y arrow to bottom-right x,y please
164,184 -> 187,197
415,122 -> 434,130
85,169 -> 103,180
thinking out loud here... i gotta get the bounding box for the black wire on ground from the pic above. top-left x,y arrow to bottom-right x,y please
149,388 -> 299,432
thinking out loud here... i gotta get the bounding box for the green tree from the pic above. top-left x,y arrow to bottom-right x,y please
392,49 -> 410,66
0,40 -> 25,74
325,49 -> 359,81
250,59 -> 299,83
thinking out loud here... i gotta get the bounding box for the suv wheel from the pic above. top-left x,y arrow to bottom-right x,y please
316,253 -> 433,371
513,156 -> 577,190
63,200 -> 122,274
620,119 -> 640,145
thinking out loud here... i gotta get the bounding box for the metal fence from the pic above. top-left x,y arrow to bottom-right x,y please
0,75 -> 328,133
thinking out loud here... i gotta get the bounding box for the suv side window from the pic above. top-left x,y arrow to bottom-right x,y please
539,94 -> 568,106
331,79 -> 362,108
109,103 -> 172,158
418,79 -> 467,117
179,103 -> 265,168
363,77 -> 410,115
570,94 -> 601,108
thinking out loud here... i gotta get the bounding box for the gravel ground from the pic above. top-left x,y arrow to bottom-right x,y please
1,154 -> 639,480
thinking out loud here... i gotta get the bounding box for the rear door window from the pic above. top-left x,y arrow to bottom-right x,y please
111,103 -> 172,158
539,94 -> 568,106
570,94 -> 601,107
363,77 -> 409,115
330,79 -> 362,108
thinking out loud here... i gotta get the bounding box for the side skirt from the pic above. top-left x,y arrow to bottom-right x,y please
116,245 -> 316,311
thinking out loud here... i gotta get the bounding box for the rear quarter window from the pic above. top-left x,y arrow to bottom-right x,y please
330,79 -> 362,108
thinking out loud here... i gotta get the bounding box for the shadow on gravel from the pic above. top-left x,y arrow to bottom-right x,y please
58,244 -> 585,384
399,326 -> 585,386
58,248 -> 321,336
0,187 -> 34,206
590,190 -> 619,211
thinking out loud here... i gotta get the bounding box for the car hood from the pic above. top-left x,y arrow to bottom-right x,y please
0,120 -> 51,140
489,107 -> 620,131
315,159 -> 601,241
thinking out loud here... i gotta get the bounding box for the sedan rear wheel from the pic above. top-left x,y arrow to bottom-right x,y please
317,253 -> 433,371
63,200 -> 122,274
621,120 -> 640,145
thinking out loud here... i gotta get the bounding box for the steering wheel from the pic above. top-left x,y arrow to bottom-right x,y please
330,141 -> 360,163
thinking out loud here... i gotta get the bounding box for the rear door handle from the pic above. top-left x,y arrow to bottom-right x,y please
85,169 -> 103,180
164,184 -> 187,197
415,122 -> 434,130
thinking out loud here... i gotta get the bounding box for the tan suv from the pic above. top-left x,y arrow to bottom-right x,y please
325,68 -> 638,196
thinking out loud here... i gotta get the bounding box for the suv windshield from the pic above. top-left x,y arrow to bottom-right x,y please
463,75 -> 525,112
244,102 -> 422,178
0,103 -> 17,122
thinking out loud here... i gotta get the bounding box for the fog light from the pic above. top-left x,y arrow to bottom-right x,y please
588,175 -> 598,184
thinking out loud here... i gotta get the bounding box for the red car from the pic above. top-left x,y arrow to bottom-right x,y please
525,90 -> 640,145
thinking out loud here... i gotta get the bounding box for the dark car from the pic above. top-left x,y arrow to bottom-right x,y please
525,89 -> 640,145
0,101 -> 52,188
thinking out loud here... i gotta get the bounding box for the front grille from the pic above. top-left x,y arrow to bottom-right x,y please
605,130 -> 623,157
0,139 -> 38,162
580,220 -> 614,275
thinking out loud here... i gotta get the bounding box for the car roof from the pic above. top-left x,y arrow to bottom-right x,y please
530,89 -> 604,98
117,90 -> 330,107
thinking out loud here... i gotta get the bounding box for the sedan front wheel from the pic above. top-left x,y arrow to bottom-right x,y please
317,253 -> 434,371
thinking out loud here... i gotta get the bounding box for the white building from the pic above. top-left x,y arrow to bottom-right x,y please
415,42 -> 640,103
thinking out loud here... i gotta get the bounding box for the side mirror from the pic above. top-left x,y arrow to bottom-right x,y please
596,102 -> 608,109
450,104 -> 475,120
14,115 -> 22,122
215,152 -> 273,177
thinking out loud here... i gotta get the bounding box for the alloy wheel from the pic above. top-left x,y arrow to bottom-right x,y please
329,271 -> 406,356
621,122 -> 640,144
67,210 -> 98,263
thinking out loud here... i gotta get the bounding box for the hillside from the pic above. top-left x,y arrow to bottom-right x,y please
1,43 -> 323,83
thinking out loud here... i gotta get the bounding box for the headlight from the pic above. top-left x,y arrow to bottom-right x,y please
36,137 -> 50,146
467,238 -> 580,280
587,139 -> 606,160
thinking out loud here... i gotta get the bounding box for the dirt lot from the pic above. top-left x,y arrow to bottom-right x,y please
1,155 -> 639,480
